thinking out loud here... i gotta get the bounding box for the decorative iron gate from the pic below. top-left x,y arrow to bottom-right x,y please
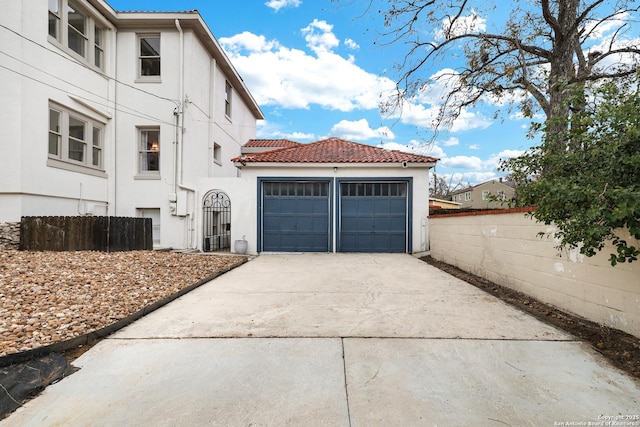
202,190 -> 231,252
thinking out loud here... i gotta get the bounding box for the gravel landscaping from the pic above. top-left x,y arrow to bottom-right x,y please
0,250 -> 245,358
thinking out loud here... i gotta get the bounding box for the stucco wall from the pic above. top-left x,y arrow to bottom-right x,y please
429,208 -> 640,338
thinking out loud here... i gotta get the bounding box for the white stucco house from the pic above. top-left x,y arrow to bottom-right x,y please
0,1 -> 438,255
0,0 -> 263,249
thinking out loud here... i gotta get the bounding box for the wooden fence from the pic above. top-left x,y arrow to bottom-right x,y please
20,216 -> 152,251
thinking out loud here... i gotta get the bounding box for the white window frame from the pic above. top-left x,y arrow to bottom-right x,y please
482,190 -> 491,200
47,0 -> 106,71
138,34 -> 161,81
48,0 -> 61,39
137,127 -> 161,178
224,81 -> 232,118
465,192 -> 471,201
47,102 -> 105,176
213,142 -> 222,165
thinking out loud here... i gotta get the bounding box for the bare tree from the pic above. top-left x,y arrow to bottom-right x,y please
429,172 -> 467,199
348,0 -> 640,151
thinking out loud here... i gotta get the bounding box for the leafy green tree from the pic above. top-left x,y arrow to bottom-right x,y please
502,77 -> 640,265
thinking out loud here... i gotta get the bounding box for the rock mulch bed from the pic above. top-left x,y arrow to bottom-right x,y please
0,250 -> 245,357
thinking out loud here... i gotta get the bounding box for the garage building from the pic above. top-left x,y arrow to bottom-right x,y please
232,138 -> 437,254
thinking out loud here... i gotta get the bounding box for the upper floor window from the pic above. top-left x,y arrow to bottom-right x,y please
139,35 -> 161,77
48,103 -> 104,171
465,192 -> 471,201
48,0 -> 105,70
482,190 -> 491,200
48,0 -> 61,39
224,81 -> 232,117
139,128 -> 160,174
67,2 -> 87,57
94,27 -> 104,68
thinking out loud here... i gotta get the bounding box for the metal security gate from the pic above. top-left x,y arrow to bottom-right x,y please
261,181 -> 330,252
339,181 -> 408,252
203,190 -> 231,252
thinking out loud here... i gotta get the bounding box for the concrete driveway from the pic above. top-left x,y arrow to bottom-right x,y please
2,254 -> 639,426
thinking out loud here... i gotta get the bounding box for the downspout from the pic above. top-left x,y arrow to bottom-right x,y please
111,27 -> 118,215
174,19 -> 184,195
175,19 -> 196,249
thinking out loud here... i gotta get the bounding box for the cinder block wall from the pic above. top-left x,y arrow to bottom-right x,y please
429,208 -> 640,338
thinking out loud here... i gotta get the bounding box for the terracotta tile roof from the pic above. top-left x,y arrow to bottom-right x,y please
243,139 -> 303,148
233,138 -> 439,164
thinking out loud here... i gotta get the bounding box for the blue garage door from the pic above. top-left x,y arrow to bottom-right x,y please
262,181 -> 330,252
340,182 -> 407,252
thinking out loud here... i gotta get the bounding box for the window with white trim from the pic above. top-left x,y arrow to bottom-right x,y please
48,0 -> 105,70
465,192 -> 471,201
224,81 -> 232,117
139,35 -> 161,77
213,142 -> 222,164
48,0 -> 61,39
482,190 -> 491,200
139,128 -> 160,174
48,103 -> 104,170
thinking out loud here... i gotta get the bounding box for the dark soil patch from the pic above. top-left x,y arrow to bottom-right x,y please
421,256 -> 640,380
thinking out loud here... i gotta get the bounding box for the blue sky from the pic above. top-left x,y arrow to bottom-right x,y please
106,0 -> 634,186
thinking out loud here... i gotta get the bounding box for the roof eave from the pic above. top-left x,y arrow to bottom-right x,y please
233,161 -> 436,169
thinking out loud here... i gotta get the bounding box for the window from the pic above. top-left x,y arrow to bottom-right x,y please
497,190 -> 505,200
48,1 -> 105,70
67,2 -> 87,57
48,109 -> 61,156
138,208 -> 160,245
48,104 -> 104,171
139,128 -> 160,174
482,190 -> 491,200
94,27 -> 104,68
224,81 -> 232,117
92,126 -> 102,167
139,35 -> 161,77
213,142 -> 222,164
48,0 -> 60,39
465,192 -> 471,201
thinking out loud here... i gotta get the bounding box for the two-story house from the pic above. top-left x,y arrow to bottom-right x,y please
450,178 -> 516,209
0,1 -> 263,249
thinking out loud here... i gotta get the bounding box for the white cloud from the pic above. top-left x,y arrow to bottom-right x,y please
331,119 -> 394,141
378,139 -> 445,158
484,149 -> 525,169
441,155 -> 483,170
344,38 -> 359,50
468,144 -> 480,150
265,0 -> 301,12
302,19 -> 340,53
386,69 -> 493,132
435,12 -> 486,40
441,137 -> 459,147
220,27 -> 396,112
394,102 -> 492,132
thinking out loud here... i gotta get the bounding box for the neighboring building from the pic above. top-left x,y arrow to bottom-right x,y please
229,138 -> 438,254
0,1 -> 263,249
450,179 -> 516,209
429,198 -> 461,210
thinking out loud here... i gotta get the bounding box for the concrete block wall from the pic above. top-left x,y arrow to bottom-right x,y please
429,208 -> 640,338
0,222 -> 20,250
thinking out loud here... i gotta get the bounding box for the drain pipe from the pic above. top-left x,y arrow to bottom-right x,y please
174,19 -> 184,196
